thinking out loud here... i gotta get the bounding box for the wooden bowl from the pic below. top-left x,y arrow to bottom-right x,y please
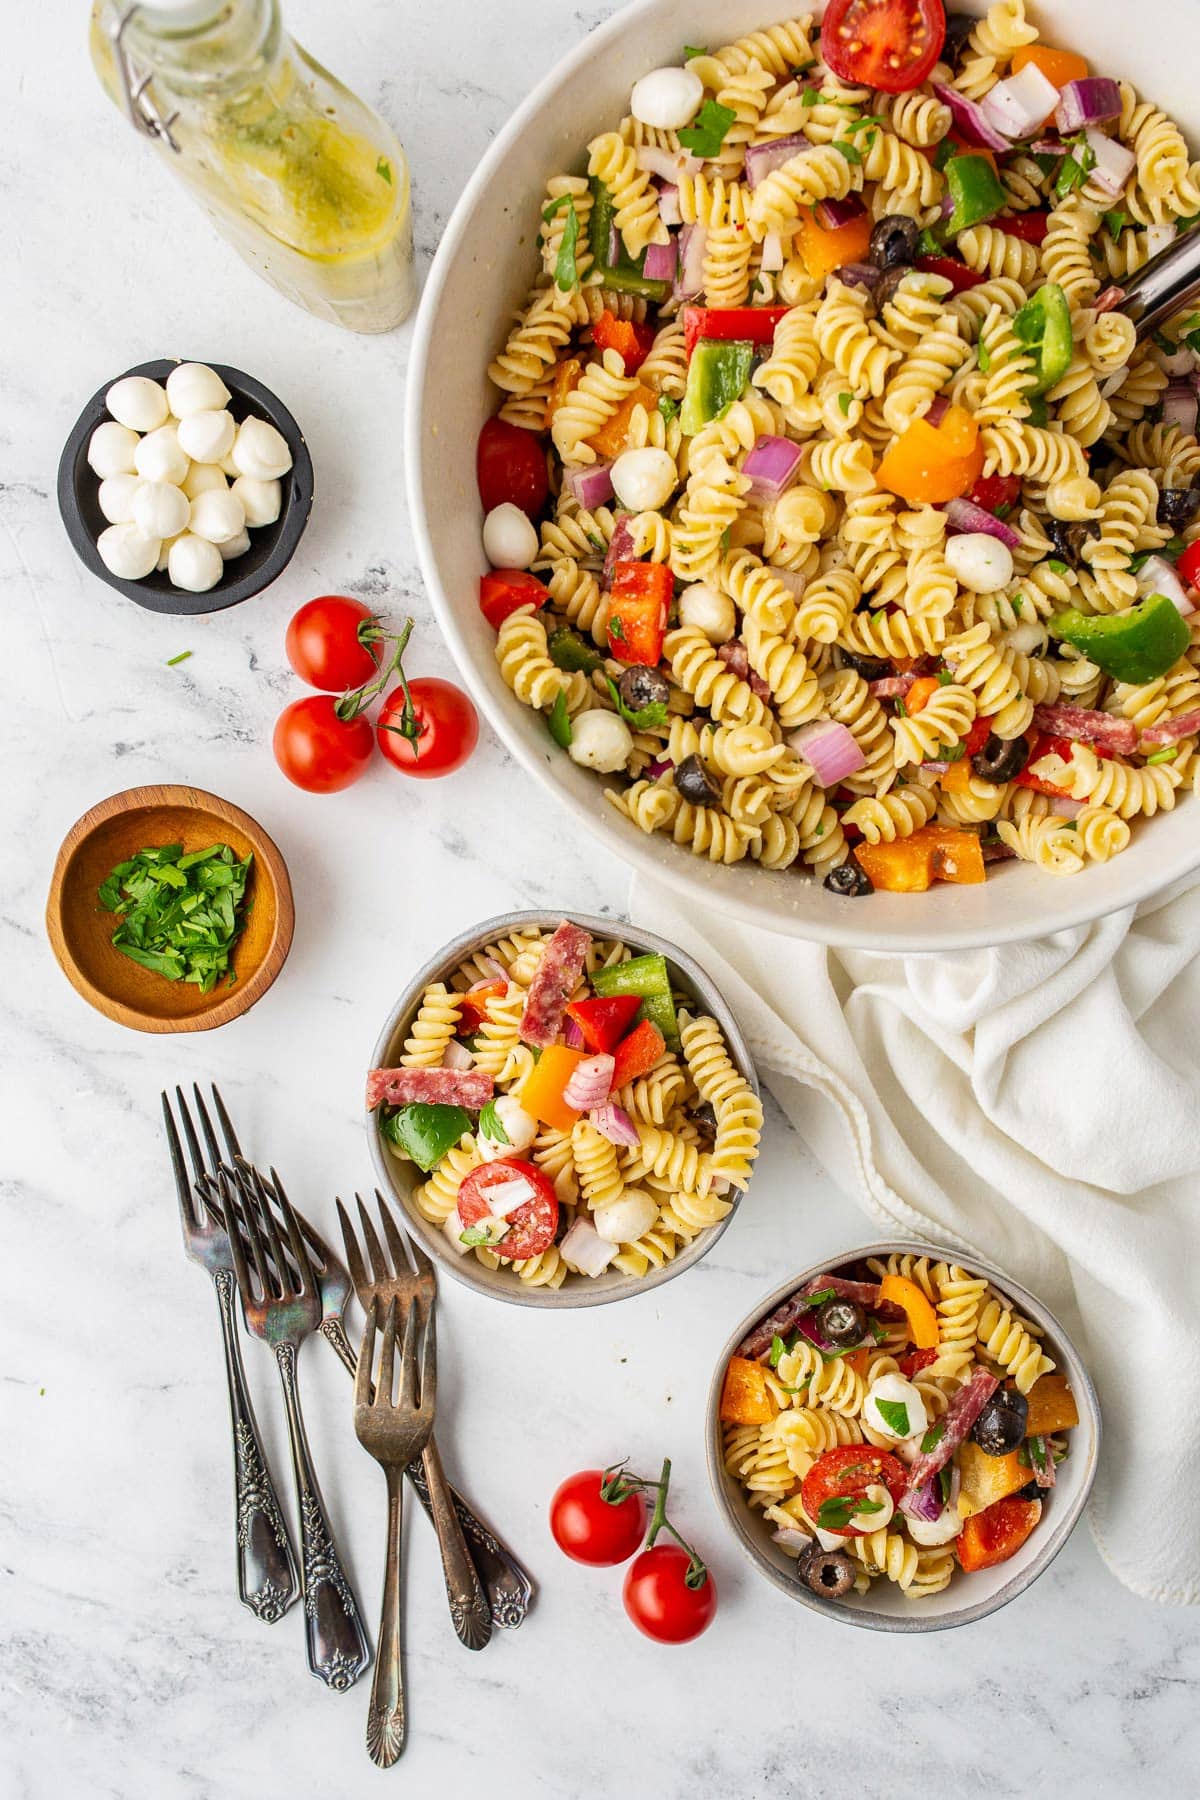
46,785 -> 294,1033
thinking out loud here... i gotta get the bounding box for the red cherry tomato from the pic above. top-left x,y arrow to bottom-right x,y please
285,595 -> 381,692
480,569 -> 548,631
456,1158 -> 558,1259
377,677 -> 479,778
821,0 -> 946,93
272,695 -> 374,793
1177,539 -> 1200,591
967,472 -> 1022,515
622,1546 -> 717,1644
550,1470 -> 648,1566
800,1445 -> 909,1539
477,417 -> 549,518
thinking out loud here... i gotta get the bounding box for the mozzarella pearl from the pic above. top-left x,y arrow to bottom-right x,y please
156,533 -> 183,572
482,502 -> 539,569
218,528 -> 252,562
97,472 -> 140,524
176,408 -> 236,465
863,1372 -> 929,1443
611,446 -> 678,512
945,531 -> 1014,593
105,375 -> 169,433
678,580 -> 737,643
97,522 -> 161,580
132,480 -> 190,541
181,461 -> 228,501
219,450 -> 241,477
567,709 -> 635,773
850,1483 -> 895,1533
232,474 -> 282,527
630,66 -> 704,131
231,415 -> 293,480
592,1187 -> 659,1244
134,424 -> 190,485
166,361 -> 232,418
906,1507 -> 964,1547
815,1526 -> 852,1552
479,1096 -> 539,1161
168,532 -> 223,593
188,487 -> 246,545
88,420 -> 140,479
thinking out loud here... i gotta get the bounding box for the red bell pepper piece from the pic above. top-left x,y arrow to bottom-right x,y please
967,472 -> 1022,515
458,980 -> 507,1032
964,713 -> 995,755
898,1347 -> 939,1379
682,306 -> 789,360
915,254 -> 984,293
606,560 -> 671,665
480,569 -> 548,631
1000,211 -> 1050,244
610,1019 -> 666,1090
565,994 -> 643,1054
1016,732 -> 1113,796
592,311 -> 656,373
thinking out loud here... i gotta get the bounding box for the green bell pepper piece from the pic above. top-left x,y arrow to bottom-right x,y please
944,154 -> 1007,237
1012,282 -> 1073,393
1053,591 -> 1191,683
593,952 -> 679,1047
380,1103 -> 471,1173
587,178 -> 671,301
548,626 -> 602,673
680,338 -> 754,436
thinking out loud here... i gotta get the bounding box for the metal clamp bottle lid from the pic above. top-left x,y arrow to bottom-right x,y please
106,4 -> 182,152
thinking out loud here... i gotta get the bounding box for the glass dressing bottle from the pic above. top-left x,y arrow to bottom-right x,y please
90,0 -> 415,333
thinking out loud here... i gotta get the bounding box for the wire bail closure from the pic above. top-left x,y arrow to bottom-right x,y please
108,4 -> 182,153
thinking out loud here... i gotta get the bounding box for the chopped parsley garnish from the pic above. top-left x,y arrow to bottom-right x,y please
97,842 -> 253,994
658,394 -> 680,424
800,86 -> 822,105
920,1420 -> 945,1456
683,43 -> 707,59
1054,134 -> 1097,200
166,650 -> 192,666
1146,746 -> 1179,764
939,1465 -> 954,1504
679,99 -> 737,158
376,157 -> 393,185
608,614 -> 626,642
802,1287 -> 837,1309
479,1100 -> 510,1145
1029,1436 -> 1048,1471
875,1398 -> 911,1436
1047,558 -> 1068,575
837,391 -> 853,416
843,114 -> 885,134
817,1492 -> 884,1531
941,740 -> 966,762
1102,208 -> 1128,238
547,689 -> 573,749
937,668 -> 954,685
769,1334 -> 788,1367
917,227 -> 942,256
459,1224 -> 494,1247
542,194 -> 581,290
895,697 -> 908,718
833,138 -> 864,165
977,341 -> 992,374
605,675 -> 668,731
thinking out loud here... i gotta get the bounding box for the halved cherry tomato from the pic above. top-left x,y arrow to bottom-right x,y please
1011,44 -> 1089,89
607,560 -> 671,665
480,569 -> 548,631
821,0 -> 946,94
801,1445 -> 909,1539
964,713 -> 996,756
1001,211 -> 1050,244
565,993 -> 642,1053
899,1347 -> 939,1379
915,253 -> 984,293
957,1495 -> 1042,1572
968,472 -> 1022,515
550,1469 -> 648,1566
592,311 -> 656,373
623,1545 -> 717,1644
377,677 -> 479,778
272,695 -> 374,794
476,416 -> 549,518
682,306 -> 789,360
610,1019 -> 666,1090
456,1157 -> 558,1259
285,596 -> 380,691
458,980 -> 506,1032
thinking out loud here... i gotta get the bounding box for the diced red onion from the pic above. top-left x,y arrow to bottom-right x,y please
560,1216 -> 619,1278
933,81 -> 1011,152
635,145 -> 701,182
563,1052 -> 614,1111
922,760 -> 951,775
1082,127 -> 1135,198
926,396 -> 950,426
981,64 -> 1061,141
797,1310 -> 834,1352
899,1476 -> 944,1523
566,462 -> 615,509
1143,704 -> 1200,743
674,223 -> 707,300
760,230 -> 785,273
743,133 -> 809,189
815,195 -> 866,231
771,568 -> 808,598
943,496 -> 1024,549
718,641 -> 750,678
1050,795 -> 1083,817
838,260 -> 882,292
771,1526 -> 813,1553
870,673 -> 915,698
1145,223 -> 1178,259
657,186 -> 682,229
742,434 -> 804,501
1054,78 -> 1121,132
643,237 -> 678,282
602,515 -> 636,585
588,1101 -> 641,1148
801,1276 -> 882,1306
563,1015 -> 585,1050
1135,555 -> 1194,615
787,719 -> 867,785
441,1039 -> 474,1072
1162,382 -> 1199,438
1030,137 -> 1068,156
475,958 -> 506,983
646,755 -> 674,781
940,190 -> 956,221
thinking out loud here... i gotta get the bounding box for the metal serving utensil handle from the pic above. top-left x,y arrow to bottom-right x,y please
1120,227 -> 1200,339
213,1270 -> 298,1622
319,1318 -> 532,1630
366,1465 -> 407,1767
273,1341 -> 370,1691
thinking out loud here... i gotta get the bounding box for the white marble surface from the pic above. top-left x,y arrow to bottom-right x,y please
4,3 -> 1200,1795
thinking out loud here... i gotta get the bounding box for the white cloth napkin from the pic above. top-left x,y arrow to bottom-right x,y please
631,869 -> 1200,1605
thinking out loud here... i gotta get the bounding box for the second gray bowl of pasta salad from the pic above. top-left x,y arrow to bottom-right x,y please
707,1242 -> 1100,1630
366,910 -> 761,1306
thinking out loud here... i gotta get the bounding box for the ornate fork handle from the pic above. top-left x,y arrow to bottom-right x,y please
273,1341 -> 371,1691
213,1270 -> 298,1622
320,1317 -> 532,1630
366,1467 -> 407,1767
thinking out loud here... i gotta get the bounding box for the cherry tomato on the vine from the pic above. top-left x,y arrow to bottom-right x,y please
622,1545 -> 717,1644
376,677 -> 479,778
477,416 -> 549,518
550,1470 -> 648,1567
273,695 -> 375,793
285,596 -> 381,692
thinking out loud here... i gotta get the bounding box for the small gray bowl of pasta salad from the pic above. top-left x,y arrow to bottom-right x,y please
707,1242 -> 1100,1630
366,911 -> 761,1306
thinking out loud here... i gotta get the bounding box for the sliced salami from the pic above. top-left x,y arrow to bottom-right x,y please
366,1066 -> 494,1110
737,1274 -> 883,1360
518,920 -> 592,1048
1028,1435 -> 1057,1490
1032,703 -> 1138,756
869,674 -> 916,699
602,515 -> 636,586
904,1367 -> 998,1495
1142,705 -> 1200,746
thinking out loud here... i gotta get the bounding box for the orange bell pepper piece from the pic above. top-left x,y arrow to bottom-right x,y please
518,1044 -> 584,1132
1011,44 -> 1089,90
719,1356 -> 776,1424
906,675 -> 941,715
925,826 -> 986,886
939,758 -> 972,794
843,1348 -> 870,1379
876,406 -> 985,505
856,835 -> 938,892
589,383 -> 658,457
1023,1372 -> 1080,1437
545,358 -> 582,425
957,1496 -> 1042,1572
878,1272 -> 941,1349
794,207 -> 874,283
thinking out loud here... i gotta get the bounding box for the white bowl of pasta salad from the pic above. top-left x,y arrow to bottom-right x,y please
366,911 -> 761,1305
407,0 -> 1200,948
707,1242 -> 1100,1628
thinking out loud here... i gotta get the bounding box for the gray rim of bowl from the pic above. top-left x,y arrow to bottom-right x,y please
705,1240 -> 1102,1632
366,909 -> 760,1309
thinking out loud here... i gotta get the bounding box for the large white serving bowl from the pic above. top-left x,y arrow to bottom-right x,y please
406,0 -> 1200,952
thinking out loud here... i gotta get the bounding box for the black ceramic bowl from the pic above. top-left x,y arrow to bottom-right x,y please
57,358 -> 314,617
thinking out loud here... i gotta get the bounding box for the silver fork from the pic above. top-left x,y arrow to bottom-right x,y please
354,1296 -> 436,1767
338,1192 -> 492,1652
161,1088 -> 298,1623
220,1164 -> 370,1691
